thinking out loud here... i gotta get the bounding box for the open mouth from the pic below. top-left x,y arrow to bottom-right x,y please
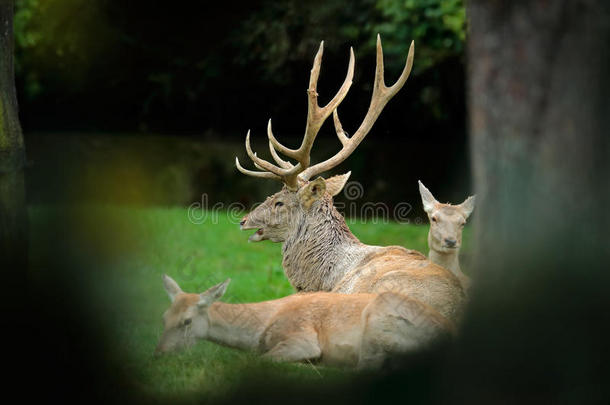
240,222 -> 265,242
248,228 -> 264,242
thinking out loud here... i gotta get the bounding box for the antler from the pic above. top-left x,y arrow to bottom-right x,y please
300,35 -> 414,180
236,41 -> 354,189
236,35 -> 414,188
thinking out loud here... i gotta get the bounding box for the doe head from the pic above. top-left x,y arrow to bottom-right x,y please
418,180 -> 475,253
155,275 -> 230,355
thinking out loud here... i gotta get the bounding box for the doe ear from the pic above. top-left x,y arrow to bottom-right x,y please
298,177 -> 327,210
324,172 -> 351,197
418,180 -> 438,214
198,278 -> 231,308
163,274 -> 183,302
459,195 -> 476,219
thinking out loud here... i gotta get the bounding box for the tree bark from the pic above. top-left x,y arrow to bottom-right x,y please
449,0 -> 610,401
0,0 -> 27,274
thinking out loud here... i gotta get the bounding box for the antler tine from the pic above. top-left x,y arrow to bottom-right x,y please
252,153 -> 266,171
267,119 -> 293,169
268,141 -> 293,169
268,43 -> 355,169
235,157 -> 281,180
333,109 -> 349,146
387,37 -> 415,94
244,130 -> 285,176
241,130 -> 302,189
300,36 -> 414,180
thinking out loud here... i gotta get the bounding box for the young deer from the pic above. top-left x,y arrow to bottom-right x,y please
236,36 -> 465,322
155,275 -> 453,369
418,181 -> 475,290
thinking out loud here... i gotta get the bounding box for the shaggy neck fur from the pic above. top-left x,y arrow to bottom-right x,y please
281,197 -> 371,292
206,301 -> 278,351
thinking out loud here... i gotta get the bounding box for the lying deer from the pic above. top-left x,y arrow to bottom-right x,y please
236,36 -> 465,322
155,275 -> 453,369
418,181 -> 475,290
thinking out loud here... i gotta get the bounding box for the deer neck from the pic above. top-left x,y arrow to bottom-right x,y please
282,201 -> 368,292
428,228 -> 464,278
205,301 -> 278,351
428,248 -> 461,274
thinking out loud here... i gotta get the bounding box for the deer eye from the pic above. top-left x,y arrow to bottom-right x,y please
275,201 -> 284,208
183,319 -> 192,326
431,216 -> 437,222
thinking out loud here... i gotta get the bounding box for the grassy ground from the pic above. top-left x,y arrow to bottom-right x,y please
29,206 -> 471,401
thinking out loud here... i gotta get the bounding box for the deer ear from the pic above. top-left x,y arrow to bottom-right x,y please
324,172 -> 351,197
198,278 -> 231,308
163,274 -> 183,302
418,180 -> 438,214
298,177 -> 327,210
459,195 -> 476,219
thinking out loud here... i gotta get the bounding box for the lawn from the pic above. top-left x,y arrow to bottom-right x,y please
28,206 -> 471,402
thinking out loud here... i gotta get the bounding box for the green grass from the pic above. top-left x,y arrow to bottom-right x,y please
29,206 -> 471,401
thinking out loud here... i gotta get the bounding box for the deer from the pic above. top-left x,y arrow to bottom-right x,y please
418,181 -> 475,290
235,35 -> 466,322
155,275 -> 454,369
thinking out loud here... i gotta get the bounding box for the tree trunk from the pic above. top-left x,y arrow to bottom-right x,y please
450,0 -> 610,401
0,0 -> 27,274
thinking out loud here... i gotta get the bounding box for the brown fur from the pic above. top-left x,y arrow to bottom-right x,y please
418,181 -> 475,290
156,277 -> 453,368
242,178 -> 466,322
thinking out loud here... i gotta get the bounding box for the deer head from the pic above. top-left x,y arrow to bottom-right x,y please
418,181 -> 475,254
240,174 -> 351,242
237,35 -> 414,243
155,275 -> 230,355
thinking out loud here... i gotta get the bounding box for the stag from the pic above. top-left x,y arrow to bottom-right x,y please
237,36 -> 465,321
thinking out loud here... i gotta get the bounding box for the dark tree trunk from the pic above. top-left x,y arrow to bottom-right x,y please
448,0 -> 610,401
0,0 -> 27,275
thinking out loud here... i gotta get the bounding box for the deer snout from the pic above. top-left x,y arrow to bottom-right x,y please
240,216 -> 247,226
444,238 -> 457,248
